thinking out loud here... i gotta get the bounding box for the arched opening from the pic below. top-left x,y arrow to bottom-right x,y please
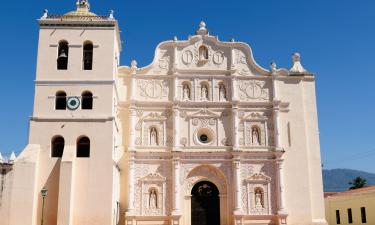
199,45 -> 209,61
81,91 -> 93,109
83,41 -> 93,70
77,136 -> 90,157
55,91 -> 67,110
251,126 -> 261,146
57,41 -> 69,70
149,127 -> 159,146
51,136 -> 64,158
191,181 -> 220,225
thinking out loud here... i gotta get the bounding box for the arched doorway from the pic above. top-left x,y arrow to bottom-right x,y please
191,181 -> 220,225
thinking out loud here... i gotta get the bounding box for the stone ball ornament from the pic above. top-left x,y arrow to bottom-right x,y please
67,96 -> 80,110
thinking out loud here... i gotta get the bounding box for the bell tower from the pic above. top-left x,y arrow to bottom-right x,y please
7,1 -> 122,225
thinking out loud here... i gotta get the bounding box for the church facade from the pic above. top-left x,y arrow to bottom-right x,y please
0,1 -> 328,225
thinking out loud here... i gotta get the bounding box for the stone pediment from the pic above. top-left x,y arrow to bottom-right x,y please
246,173 -> 271,183
139,173 -> 166,182
118,22 -> 270,76
187,108 -> 221,118
242,112 -> 268,121
142,112 -> 167,121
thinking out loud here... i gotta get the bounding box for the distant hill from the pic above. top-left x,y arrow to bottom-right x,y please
323,169 -> 375,192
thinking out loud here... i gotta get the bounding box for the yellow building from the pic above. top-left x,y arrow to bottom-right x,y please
325,186 -> 375,225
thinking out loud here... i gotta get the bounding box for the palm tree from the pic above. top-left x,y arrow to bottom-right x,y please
348,176 -> 367,190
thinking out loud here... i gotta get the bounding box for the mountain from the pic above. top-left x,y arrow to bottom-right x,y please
323,169 -> 375,192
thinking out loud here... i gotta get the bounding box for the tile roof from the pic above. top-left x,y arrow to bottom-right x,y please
324,186 -> 375,198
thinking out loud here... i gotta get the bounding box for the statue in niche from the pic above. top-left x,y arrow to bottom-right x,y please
252,127 -> 260,146
183,84 -> 190,100
150,127 -> 158,146
255,189 -> 263,208
199,46 -> 208,61
149,189 -> 158,209
201,85 -> 208,100
219,84 -> 226,101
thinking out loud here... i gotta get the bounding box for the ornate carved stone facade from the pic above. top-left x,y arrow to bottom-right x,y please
2,2 -> 327,225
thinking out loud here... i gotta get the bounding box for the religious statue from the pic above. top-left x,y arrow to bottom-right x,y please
149,189 -> 158,208
150,127 -> 158,146
252,127 -> 260,146
255,189 -> 263,208
201,85 -> 208,100
199,46 -> 208,61
183,84 -> 190,100
219,84 -> 226,101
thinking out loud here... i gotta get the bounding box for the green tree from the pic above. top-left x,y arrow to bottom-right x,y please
348,176 -> 367,190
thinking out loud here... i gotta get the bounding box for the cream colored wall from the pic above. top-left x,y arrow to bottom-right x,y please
325,193 -> 375,225
277,77 -> 326,225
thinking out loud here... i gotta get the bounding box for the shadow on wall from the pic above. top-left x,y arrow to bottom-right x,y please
36,159 -> 61,225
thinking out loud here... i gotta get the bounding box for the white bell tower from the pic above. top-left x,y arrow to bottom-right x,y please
7,1 -> 122,225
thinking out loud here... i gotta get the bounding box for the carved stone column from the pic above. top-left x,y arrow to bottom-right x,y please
232,108 -> 239,149
277,159 -> 287,215
127,156 -> 136,215
173,108 -> 180,151
231,76 -> 238,101
129,109 -> 137,150
172,158 -> 181,215
233,157 -> 242,214
131,74 -> 136,100
273,109 -> 281,148
173,76 -> 179,101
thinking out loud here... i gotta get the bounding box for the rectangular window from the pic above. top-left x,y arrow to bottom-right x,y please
336,210 -> 341,224
348,208 -> 353,224
361,207 -> 367,223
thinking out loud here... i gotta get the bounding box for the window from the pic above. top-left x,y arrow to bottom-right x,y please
361,207 -> 366,223
336,210 -> 341,224
55,91 -> 67,110
57,41 -> 69,70
81,91 -> 93,110
348,208 -> 353,224
77,136 -> 90,157
51,136 -> 64,157
83,41 -> 93,70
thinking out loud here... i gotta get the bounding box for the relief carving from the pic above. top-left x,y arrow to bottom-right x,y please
138,80 -> 169,99
239,80 -> 269,101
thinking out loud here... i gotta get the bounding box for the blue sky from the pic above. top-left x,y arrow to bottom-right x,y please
0,0 -> 374,172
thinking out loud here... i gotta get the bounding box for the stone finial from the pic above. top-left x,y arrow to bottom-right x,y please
0,152 -> 3,163
76,0 -> 90,12
270,61 -> 277,75
9,152 -> 16,162
131,60 -> 138,68
289,52 -> 307,73
173,36 -> 178,41
109,10 -> 114,20
230,38 -> 235,42
196,21 -> 208,35
41,9 -> 48,19
131,60 -> 138,74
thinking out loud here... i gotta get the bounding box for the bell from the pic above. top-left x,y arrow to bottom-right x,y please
58,50 -> 68,59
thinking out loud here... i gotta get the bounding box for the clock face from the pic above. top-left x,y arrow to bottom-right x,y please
67,97 -> 80,110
